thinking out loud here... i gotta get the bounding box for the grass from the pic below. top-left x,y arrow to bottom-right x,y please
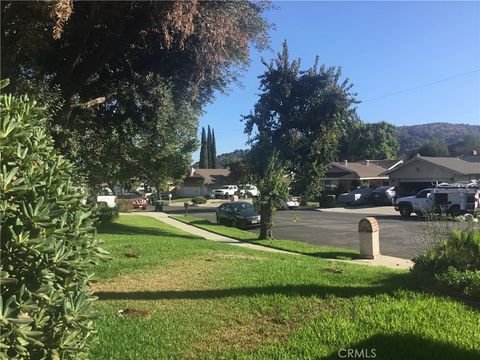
89,215 -> 480,360
171,215 -> 358,260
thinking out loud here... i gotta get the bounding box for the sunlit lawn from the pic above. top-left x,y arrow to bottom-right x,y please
90,215 -> 480,360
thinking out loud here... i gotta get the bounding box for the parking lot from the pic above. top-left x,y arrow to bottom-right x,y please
164,205 -> 429,259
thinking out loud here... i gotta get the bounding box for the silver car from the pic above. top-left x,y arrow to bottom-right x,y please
337,188 -> 374,206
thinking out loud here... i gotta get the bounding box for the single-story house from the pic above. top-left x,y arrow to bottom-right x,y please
320,160 -> 403,192
383,155 -> 480,194
179,168 -> 232,197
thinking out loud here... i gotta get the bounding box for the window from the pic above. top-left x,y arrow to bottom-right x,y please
416,190 -> 431,198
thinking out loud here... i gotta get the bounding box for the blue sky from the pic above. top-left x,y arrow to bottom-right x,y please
194,1 -> 480,162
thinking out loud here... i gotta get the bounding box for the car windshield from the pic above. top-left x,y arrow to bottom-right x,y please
231,202 -> 255,213
221,186 -> 230,189
374,186 -> 390,192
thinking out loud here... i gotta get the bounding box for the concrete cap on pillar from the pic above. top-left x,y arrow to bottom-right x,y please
358,217 -> 379,233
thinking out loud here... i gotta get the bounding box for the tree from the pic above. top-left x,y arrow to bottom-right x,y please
410,139 -> 450,158
199,127 -> 208,168
244,41 -> 358,201
210,128 -> 217,168
449,134 -> 480,156
338,119 -> 399,161
1,0 -> 271,190
228,160 -> 249,184
247,147 -> 289,239
207,125 -> 212,168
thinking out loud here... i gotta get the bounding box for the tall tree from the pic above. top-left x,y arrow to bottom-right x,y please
210,128 -> 217,168
199,127 -> 208,168
207,125 -> 212,168
244,42 -> 358,238
1,0 -> 271,189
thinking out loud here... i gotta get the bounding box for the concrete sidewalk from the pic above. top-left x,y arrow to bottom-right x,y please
316,206 -> 397,216
126,212 -> 413,270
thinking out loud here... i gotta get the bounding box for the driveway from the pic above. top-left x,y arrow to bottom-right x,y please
163,206 -> 428,259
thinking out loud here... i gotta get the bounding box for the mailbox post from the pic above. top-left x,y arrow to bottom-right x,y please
358,217 -> 380,259
184,202 -> 189,217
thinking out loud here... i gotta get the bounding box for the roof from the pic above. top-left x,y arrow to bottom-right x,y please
327,161 -> 393,179
385,155 -> 480,176
188,168 -> 231,185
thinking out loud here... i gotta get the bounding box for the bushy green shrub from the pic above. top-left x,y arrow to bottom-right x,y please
94,204 -> 119,224
435,267 -> 480,299
412,229 -> 480,300
413,229 -> 480,273
192,196 -> 207,205
116,199 -> 134,213
0,85 -> 109,359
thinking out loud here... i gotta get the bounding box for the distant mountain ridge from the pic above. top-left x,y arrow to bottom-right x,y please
397,122 -> 480,155
194,123 -> 480,168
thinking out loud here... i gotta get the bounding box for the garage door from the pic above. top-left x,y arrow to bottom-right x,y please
181,186 -> 202,197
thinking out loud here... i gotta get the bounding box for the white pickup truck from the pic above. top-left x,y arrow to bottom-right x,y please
212,185 -> 238,199
96,195 -> 117,208
394,184 -> 480,217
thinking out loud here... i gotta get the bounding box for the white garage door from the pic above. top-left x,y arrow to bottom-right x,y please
181,186 -> 202,197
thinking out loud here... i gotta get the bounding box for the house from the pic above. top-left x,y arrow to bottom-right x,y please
384,155 -> 480,194
321,160 -> 403,192
179,168 -> 232,197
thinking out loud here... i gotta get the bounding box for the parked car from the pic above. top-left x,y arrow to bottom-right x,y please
372,186 -> 396,205
238,184 -> 259,197
279,197 -> 300,210
337,188 -> 374,206
216,201 -> 260,228
96,195 -> 117,208
212,185 -> 238,199
394,182 -> 480,217
116,193 -> 148,210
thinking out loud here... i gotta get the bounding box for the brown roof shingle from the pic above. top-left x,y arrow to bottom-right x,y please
189,168 -> 231,185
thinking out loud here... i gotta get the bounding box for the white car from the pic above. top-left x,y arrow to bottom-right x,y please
96,195 -> 117,208
238,184 -> 259,197
212,185 -> 238,199
280,197 -> 299,210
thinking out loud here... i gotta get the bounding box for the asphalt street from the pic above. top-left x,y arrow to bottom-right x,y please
164,206 -> 429,259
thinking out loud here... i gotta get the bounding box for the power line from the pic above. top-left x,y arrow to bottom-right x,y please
362,69 -> 480,103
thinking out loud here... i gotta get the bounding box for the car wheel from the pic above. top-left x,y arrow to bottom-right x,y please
399,205 -> 412,217
448,205 -> 461,217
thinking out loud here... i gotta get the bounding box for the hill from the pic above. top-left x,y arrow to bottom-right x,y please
397,122 -> 480,155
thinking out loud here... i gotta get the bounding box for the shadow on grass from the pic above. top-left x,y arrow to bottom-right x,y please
174,218 -> 359,260
97,222 -> 201,240
323,333 -> 480,360
96,272 -> 411,301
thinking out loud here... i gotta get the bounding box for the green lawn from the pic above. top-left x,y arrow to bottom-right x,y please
90,215 -> 480,360
171,215 -> 358,260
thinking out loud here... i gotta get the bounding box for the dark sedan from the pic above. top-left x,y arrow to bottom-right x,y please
372,186 -> 396,205
216,201 -> 260,229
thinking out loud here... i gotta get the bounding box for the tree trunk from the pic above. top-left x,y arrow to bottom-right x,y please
259,202 -> 273,240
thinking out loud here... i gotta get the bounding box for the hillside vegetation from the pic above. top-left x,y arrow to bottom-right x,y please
397,122 -> 480,156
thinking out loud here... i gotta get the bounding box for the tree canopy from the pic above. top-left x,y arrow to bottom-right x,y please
244,41 -> 359,198
338,118 -> 399,161
1,0 -> 270,191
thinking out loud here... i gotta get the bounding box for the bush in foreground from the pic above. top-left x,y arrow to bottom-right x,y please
412,229 -> 480,300
0,85 -> 109,358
